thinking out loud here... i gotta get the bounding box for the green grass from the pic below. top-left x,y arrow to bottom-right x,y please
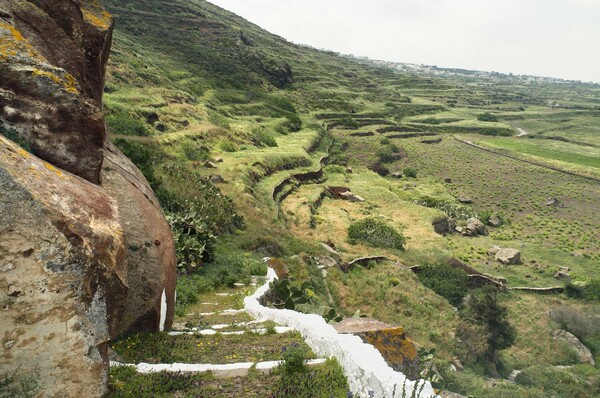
479,136 -> 600,170
111,331 -> 313,364
107,358 -> 349,398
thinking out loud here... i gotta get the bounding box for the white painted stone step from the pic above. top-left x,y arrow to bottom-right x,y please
110,358 -> 327,378
168,326 -> 294,336
195,308 -> 246,316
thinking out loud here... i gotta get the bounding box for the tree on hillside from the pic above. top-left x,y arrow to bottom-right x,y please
457,286 -> 516,378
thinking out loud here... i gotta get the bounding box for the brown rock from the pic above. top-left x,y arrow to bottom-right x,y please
267,258 -> 289,279
0,136 -> 127,398
101,141 -> 176,334
334,318 -> 420,380
0,0 -> 113,183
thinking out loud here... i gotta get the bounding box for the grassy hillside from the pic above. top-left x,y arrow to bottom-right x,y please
101,0 -> 600,396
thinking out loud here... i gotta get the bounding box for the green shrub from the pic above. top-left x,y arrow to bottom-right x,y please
347,217 -> 406,250
477,112 -> 498,122
218,139 -> 237,152
417,264 -> 469,306
403,167 -> 417,178
281,342 -> 309,373
251,128 -> 278,147
107,111 -> 150,136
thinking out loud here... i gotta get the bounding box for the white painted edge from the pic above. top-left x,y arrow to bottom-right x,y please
159,288 -> 167,332
167,326 -> 294,336
110,358 -> 328,377
243,268 -> 438,398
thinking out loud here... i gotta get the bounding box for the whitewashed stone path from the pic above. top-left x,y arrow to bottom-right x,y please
110,270 -> 437,397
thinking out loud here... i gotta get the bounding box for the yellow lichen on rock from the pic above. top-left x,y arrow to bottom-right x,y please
0,21 -> 40,61
31,68 -> 80,95
82,1 -> 112,30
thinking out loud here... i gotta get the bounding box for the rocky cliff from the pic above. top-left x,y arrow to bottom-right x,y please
0,1 -> 176,396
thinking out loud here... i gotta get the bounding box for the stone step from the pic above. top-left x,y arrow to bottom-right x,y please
110,358 -> 327,378
168,326 -> 294,336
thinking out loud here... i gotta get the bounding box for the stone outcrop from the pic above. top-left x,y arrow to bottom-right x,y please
0,2 -> 176,395
553,330 -> 595,365
334,318 -> 420,380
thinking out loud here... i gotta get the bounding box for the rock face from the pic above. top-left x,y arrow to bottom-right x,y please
553,330 -> 595,365
0,136 -> 128,397
101,142 -> 176,334
0,2 -> 176,395
495,248 -> 521,265
0,0 -> 112,184
334,318 -> 420,380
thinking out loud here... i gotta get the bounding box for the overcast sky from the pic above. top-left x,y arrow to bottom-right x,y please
209,0 -> 600,83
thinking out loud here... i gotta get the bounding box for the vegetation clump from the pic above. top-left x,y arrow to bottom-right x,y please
457,287 -> 516,377
477,112 -> 498,122
417,264 -> 469,307
347,217 -> 406,250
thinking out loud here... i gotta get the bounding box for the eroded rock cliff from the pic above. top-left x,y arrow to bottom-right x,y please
0,1 -> 176,396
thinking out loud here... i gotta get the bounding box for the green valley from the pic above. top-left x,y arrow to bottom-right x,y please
98,0 -> 600,396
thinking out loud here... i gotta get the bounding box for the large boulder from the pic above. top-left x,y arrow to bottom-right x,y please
0,1 -> 176,394
553,330 -> 595,365
0,136 -> 128,397
101,141 -> 176,334
495,248 -> 521,265
334,318 -> 420,380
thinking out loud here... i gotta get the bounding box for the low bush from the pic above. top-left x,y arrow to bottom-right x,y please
106,111 -> 150,136
477,112 -> 498,122
403,167 -> 417,178
549,306 -> 600,341
218,138 -> 237,152
251,128 -> 277,147
417,264 -> 469,306
347,217 -> 406,250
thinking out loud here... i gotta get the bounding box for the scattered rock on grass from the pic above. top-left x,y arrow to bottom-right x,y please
458,196 -> 473,204
487,215 -> 501,227
432,217 -> 456,236
554,271 -> 570,280
495,248 -> 521,265
209,174 -> 225,184
546,197 -> 562,207
488,246 -> 501,255
462,218 -> 487,236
